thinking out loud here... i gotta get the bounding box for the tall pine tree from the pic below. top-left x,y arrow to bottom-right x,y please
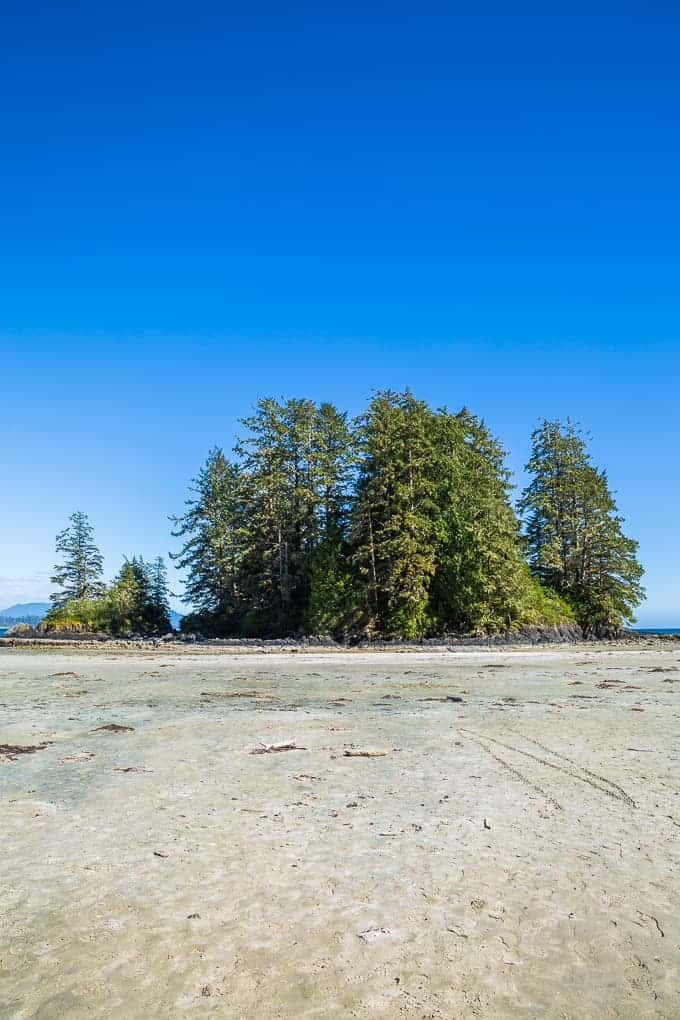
350,391 -> 439,638
428,409 -> 555,634
107,558 -> 147,634
146,557 -> 173,634
519,420 -> 644,632
234,398 -> 354,635
50,511 -> 104,608
306,402 -> 356,633
171,448 -> 249,633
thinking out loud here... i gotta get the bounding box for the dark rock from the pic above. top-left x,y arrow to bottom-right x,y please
582,621 -> 622,640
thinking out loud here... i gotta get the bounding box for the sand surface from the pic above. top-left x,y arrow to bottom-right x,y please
1,645 -> 679,1018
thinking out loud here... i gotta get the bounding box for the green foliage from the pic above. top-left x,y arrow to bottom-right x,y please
306,526 -> 357,634
50,511 -> 104,608
174,393 -> 593,638
174,399 -> 355,637
519,420 -> 644,630
349,397 -> 574,637
514,567 -> 576,626
425,409 -> 563,634
42,596 -> 110,633
350,391 -> 438,638
43,555 -> 173,636
171,449 -> 248,625
147,557 -> 173,634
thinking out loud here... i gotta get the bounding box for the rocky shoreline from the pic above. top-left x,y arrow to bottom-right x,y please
1,622 -> 677,651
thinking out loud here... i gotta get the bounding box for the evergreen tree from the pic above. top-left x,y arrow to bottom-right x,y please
350,391 -> 439,638
172,400 -> 355,637
107,558 -> 146,634
313,402 -> 355,535
428,409 -> 547,633
171,449 -> 248,631
234,397 -> 355,635
234,398 -> 315,633
306,402 -> 356,633
146,557 -> 172,634
348,397 -> 566,638
519,420 -> 644,631
50,511 -> 104,608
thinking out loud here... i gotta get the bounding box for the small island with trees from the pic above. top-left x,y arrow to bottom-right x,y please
38,512 -> 173,637
28,390 -> 644,644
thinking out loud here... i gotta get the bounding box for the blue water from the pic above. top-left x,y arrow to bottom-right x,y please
633,628 -> 680,634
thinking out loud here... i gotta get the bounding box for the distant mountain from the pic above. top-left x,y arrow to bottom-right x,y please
0,602 -> 50,619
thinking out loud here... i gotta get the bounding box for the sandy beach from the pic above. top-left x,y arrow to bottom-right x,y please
1,645 -> 679,1018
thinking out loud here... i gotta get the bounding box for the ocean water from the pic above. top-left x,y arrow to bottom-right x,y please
633,627 -> 680,634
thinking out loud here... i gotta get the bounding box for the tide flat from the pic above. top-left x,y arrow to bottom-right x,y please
1,646 -> 679,1018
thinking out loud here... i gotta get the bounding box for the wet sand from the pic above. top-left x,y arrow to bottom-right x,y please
1,646 -> 679,1018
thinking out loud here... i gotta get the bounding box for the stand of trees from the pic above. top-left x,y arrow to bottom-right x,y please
38,397 -> 644,641
45,513 -> 172,635
519,420 -> 645,635
173,391 -> 643,638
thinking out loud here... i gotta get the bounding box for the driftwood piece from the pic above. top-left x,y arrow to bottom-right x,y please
420,695 -> 464,703
251,741 -> 307,754
343,749 -> 388,758
202,690 -> 280,700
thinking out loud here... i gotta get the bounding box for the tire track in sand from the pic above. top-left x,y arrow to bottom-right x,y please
462,728 -> 636,809
462,731 -> 563,810
508,729 -> 636,808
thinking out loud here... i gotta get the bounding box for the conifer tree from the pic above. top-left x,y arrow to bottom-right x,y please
313,402 -> 355,534
519,420 -> 644,631
146,557 -> 172,634
107,558 -> 145,634
132,557 -> 153,630
233,398 -> 300,633
428,410 -> 544,633
171,449 -> 248,631
50,511 -> 104,608
306,402 -> 356,633
350,391 -> 439,638
235,397 -> 355,635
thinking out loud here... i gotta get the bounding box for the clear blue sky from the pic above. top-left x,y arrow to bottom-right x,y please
1,3 -> 678,623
